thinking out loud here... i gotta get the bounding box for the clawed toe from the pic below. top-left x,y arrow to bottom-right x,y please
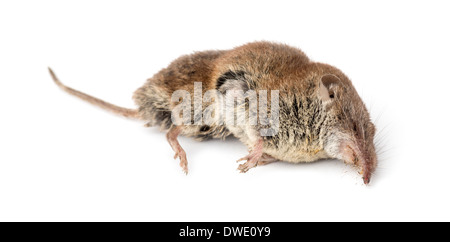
236,155 -> 250,163
173,150 -> 188,174
236,153 -> 261,173
167,126 -> 189,174
237,161 -> 257,173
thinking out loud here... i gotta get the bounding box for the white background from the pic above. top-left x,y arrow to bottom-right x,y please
0,0 -> 449,221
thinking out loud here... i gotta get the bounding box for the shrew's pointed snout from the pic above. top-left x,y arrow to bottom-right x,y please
363,166 -> 371,184
361,151 -> 377,185
339,141 -> 376,185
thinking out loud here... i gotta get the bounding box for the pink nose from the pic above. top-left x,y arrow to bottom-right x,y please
363,172 -> 371,184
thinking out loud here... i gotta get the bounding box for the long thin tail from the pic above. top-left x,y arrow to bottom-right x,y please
48,67 -> 141,119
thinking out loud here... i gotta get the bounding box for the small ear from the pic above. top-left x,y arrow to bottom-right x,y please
318,74 -> 341,103
216,70 -> 249,94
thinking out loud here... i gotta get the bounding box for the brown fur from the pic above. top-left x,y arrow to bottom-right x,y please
49,41 -> 377,184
